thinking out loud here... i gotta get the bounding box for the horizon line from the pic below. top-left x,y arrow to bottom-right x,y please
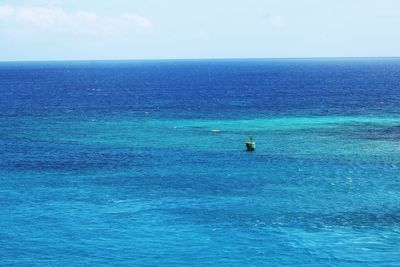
1,56 -> 400,63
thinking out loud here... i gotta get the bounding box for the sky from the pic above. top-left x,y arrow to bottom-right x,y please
0,0 -> 400,61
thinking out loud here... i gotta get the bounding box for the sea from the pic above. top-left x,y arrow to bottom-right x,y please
1,58 -> 400,266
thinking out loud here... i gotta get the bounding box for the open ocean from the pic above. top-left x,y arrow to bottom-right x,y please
1,58 -> 400,266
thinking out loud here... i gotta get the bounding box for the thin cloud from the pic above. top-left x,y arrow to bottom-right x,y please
17,7 -> 68,26
0,4 -> 154,36
270,15 -> 285,28
193,29 -> 210,41
262,13 -> 285,29
123,14 -> 153,30
0,5 -> 13,19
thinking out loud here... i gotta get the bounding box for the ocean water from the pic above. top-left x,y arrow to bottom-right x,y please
1,58 -> 400,266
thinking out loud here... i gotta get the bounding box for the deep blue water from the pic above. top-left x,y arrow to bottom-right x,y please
1,58 -> 400,266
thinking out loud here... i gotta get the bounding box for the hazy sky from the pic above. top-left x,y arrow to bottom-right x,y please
0,0 -> 399,61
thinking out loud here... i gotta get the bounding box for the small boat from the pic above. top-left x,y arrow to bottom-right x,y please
246,136 -> 256,151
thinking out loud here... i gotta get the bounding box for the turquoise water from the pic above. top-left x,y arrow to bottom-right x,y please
1,59 -> 400,266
